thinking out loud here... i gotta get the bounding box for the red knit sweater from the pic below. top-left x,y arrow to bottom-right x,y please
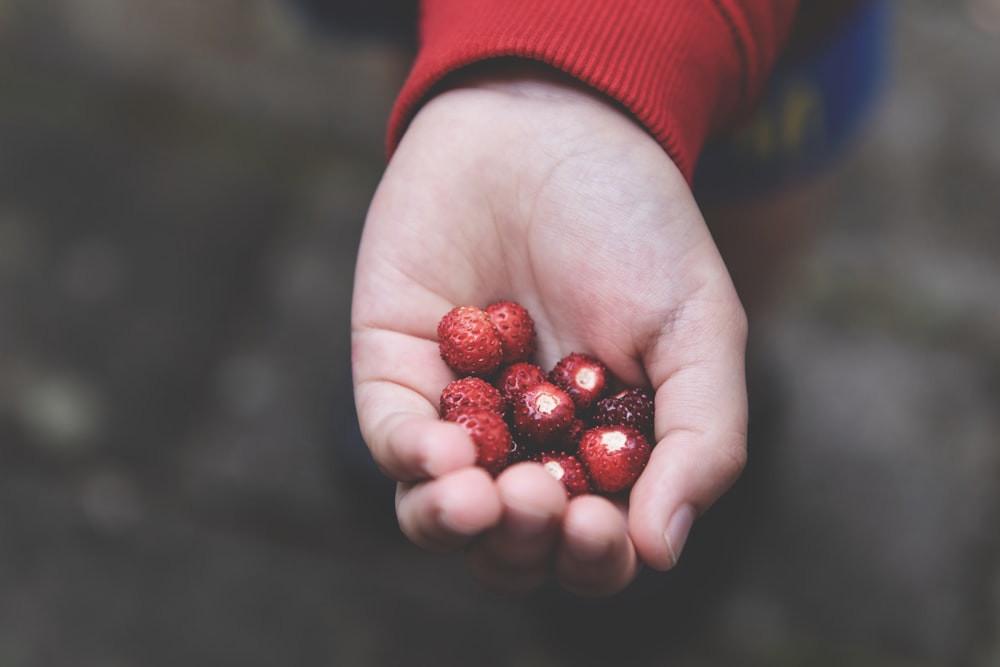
387,0 -> 801,182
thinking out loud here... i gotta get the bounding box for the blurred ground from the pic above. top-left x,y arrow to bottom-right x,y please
1,1 -> 998,666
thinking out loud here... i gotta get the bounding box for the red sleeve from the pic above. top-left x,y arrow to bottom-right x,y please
387,0 -> 801,182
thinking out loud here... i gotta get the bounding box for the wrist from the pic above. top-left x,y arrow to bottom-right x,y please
401,59 -> 681,181
436,59 -> 611,104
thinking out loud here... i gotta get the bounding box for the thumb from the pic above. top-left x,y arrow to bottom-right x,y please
627,296 -> 749,570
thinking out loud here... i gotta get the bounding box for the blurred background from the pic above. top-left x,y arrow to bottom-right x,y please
0,1 -> 998,665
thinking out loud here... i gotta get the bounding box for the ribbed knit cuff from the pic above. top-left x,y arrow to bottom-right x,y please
387,0 -> 799,182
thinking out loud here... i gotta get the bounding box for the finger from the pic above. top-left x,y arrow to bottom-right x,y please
554,494 -> 639,597
395,467 -> 503,553
354,328 -> 475,482
631,295 -> 749,571
360,392 -> 477,482
463,462 -> 568,594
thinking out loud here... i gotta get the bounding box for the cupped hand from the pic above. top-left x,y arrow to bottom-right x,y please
351,67 -> 748,597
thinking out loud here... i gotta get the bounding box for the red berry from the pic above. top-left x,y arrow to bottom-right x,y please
536,452 -> 591,497
437,306 -> 504,377
592,387 -> 655,436
577,426 -> 651,494
449,409 -> 514,477
494,362 -> 547,404
440,377 -> 506,419
549,353 -> 610,413
512,381 -> 576,449
486,301 -> 536,364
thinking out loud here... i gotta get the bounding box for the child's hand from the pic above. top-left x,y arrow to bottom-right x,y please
351,69 -> 748,596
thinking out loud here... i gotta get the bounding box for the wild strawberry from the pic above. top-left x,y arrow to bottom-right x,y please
549,353 -> 610,413
449,408 -> 514,477
536,451 -> 591,497
511,381 -> 576,450
437,306 -> 504,377
592,387 -> 655,437
494,362 -> 547,404
577,426 -> 651,494
486,301 -> 536,364
440,377 -> 506,419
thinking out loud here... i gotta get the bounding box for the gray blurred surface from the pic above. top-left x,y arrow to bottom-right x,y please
1,1 -> 998,665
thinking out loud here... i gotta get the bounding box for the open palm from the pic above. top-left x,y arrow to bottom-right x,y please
352,72 -> 748,596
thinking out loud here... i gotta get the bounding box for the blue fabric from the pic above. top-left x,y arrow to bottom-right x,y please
693,0 -> 890,204
287,0 -> 417,43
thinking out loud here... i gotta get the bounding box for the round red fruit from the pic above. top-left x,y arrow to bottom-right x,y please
577,426 -> 651,494
512,381 -> 576,449
549,352 -> 610,413
592,387 -> 655,436
494,362 -> 547,404
486,301 -> 536,365
437,306 -> 504,377
450,409 -> 514,477
536,451 -> 591,497
440,376 -> 506,419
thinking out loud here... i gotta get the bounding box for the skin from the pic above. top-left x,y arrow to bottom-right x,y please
351,67 -> 749,597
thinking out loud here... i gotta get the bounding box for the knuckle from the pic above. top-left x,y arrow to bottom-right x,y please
719,438 -> 748,485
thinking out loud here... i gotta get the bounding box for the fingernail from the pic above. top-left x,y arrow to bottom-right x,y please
664,504 -> 695,568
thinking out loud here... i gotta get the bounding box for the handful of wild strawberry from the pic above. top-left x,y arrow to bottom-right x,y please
437,301 -> 655,497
